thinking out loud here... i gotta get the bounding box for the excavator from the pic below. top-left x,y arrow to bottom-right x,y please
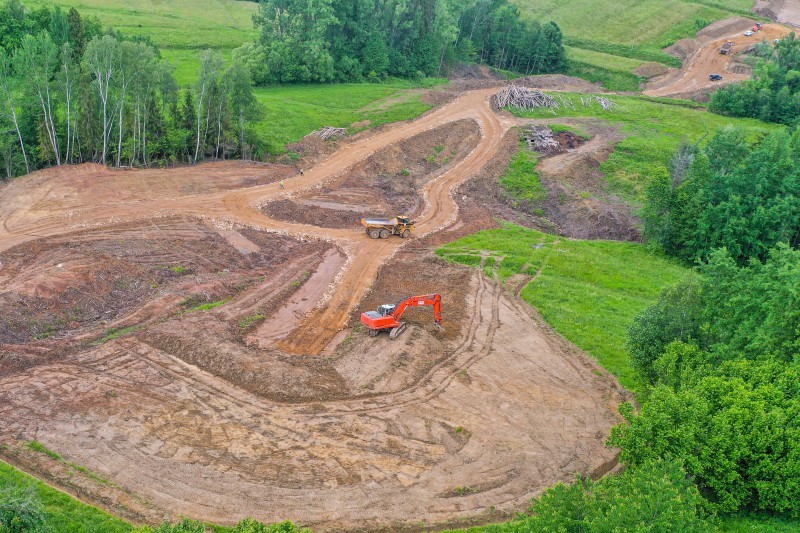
360,293 -> 444,339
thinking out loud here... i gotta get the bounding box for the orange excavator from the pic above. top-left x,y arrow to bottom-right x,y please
361,294 -> 444,339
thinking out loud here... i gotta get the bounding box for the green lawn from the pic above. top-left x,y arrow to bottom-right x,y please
437,224 -> 688,391
511,93 -> 779,204
515,0 -> 757,86
0,459 -> 132,532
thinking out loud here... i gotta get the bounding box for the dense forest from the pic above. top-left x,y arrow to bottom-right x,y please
711,33 -> 800,124
236,0 -> 566,84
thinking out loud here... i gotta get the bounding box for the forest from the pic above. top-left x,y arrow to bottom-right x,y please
237,0 -> 566,84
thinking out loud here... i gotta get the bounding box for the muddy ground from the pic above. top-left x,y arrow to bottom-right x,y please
0,87 -> 630,530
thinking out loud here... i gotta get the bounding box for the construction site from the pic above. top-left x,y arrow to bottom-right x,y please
0,12 -> 793,528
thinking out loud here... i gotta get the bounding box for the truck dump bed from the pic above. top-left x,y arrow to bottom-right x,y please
361,217 -> 398,227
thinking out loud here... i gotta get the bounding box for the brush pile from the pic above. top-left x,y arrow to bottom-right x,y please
494,85 -> 559,111
310,126 -> 347,140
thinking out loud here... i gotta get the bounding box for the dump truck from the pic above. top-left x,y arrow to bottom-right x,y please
361,293 -> 444,339
720,41 -> 733,55
360,215 -> 414,239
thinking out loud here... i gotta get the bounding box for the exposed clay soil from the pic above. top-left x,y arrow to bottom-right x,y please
0,87 -> 629,531
755,0 -> 800,27
263,120 -> 481,229
645,18 -> 793,100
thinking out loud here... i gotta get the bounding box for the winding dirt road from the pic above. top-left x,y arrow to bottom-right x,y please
0,89 -> 513,355
0,87 -> 627,529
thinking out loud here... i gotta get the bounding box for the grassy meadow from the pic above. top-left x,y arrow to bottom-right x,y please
437,224 -> 689,391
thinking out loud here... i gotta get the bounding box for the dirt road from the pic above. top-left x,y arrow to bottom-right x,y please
645,21 -> 791,98
0,86 -> 627,529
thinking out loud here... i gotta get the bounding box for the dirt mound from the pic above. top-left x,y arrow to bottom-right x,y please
634,62 -> 671,78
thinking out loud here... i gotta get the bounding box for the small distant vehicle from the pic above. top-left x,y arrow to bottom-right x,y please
774,39 -> 781,44
744,30 -> 754,36
720,41 -> 734,55
360,215 -> 414,239
709,74 -> 723,81
754,22 -> 763,32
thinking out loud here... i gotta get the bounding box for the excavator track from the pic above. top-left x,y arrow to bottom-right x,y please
389,323 -> 407,339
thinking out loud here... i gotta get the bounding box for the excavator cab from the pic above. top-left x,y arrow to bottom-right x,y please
378,304 -> 396,316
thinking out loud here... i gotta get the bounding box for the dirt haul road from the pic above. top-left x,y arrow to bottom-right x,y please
0,88 -> 627,529
645,22 -> 791,98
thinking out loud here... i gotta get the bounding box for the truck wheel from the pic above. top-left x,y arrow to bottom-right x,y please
401,229 -> 411,239
379,229 -> 390,239
370,229 -> 381,239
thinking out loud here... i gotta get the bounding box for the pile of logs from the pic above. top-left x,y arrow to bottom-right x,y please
310,126 -> 347,140
494,85 -> 560,111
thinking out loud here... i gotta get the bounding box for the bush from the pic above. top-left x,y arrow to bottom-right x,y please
0,486 -> 47,532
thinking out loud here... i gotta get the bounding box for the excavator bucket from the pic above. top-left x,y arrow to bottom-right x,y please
434,322 -> 445,333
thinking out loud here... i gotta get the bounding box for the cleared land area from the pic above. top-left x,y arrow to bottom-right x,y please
1,83 -> 630,529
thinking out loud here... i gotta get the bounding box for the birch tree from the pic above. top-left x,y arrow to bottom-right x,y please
0,47 -> 28,174
16,32 -> 61,165
84,35 -> 118,164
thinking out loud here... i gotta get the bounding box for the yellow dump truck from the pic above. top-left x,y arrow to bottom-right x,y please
360,216 -> 414,239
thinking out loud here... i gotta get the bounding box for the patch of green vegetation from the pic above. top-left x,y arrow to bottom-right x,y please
97,324 -> 143,344
511,93 -> 779,203
548,123 -> 591,139
238,313 -> 265,329
189,298 -> 231,311
251,80 -> 441,153
0,460 -> 132,532
567,60 -> 645,92
499,143 -> 546,208
437,224 -> 688,391
170,265 -> 188,274
26,441 -> 61,462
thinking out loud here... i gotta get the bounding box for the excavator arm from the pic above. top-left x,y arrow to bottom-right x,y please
392,294 -> 443,325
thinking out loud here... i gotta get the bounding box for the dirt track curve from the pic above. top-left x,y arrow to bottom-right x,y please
0,87 -> 627,529
645,21 -> 791,98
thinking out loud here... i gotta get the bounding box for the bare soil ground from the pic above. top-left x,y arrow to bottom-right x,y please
263,120 -> 481,229
0,86 -> 628,530
755,0 -> 800,27
645,17 -> 793,99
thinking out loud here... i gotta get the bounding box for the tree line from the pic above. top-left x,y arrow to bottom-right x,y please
235,0 -> 566,85
0,0 -> 260,179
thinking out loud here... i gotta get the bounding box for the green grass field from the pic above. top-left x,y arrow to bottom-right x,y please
511,93 -> 778,204
252,80 -> 440,153
0,459 -> 132,532
25,0 -> 257,85
437,224 -> 688,391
